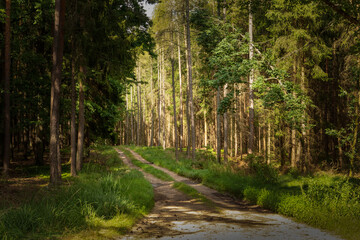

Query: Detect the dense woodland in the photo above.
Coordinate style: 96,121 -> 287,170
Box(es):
123,0 -> 360,175
1,0 -> 360,184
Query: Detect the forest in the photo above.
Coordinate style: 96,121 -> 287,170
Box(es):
1,0 -> 360,239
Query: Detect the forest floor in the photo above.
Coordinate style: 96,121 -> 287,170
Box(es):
117,147 -> 343,240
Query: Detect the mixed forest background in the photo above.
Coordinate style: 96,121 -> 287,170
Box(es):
1,0 -> 360,182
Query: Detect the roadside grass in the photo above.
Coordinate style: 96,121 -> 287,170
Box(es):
128,145 -> 360,240
0,145 -> 154,240
172,182 -> 217,209
118,146 -> 217,209
119,147 -> 174,182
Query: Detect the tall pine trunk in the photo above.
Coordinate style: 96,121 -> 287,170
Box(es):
223,84 -> 228,163
171,37 -> 179,159
50,0 -> 65,185
158,54 -> 162,146
76,65 -> 85,172
178,34 -> 184,152
185,0 -> 195,159
3,0 -> 11,176
70,53 -> 77,176
137,65 -> 141,146
248,0 -> 255,154
150,59 -> 155,147
216,87 -> 221,163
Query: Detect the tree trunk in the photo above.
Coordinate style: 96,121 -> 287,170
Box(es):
248,0 -> 255,154
150,59 -> 155,147
178,34 -> 184,152
131,86 -> 134,143
161,50 -> 166,149
204,110 -> 207,147
158,54 -> 162,146
76,65 -> 85,172
184,27 -> 191,156
267,122 -> 271,164
50,0 -> 65,185
223,84 -> 228,163
185,0 -> 196,159
137,65 -> 141,146
171,51 -> 179,159
216,87 -> 221,163
70,54 -> 77,176
291,128 -> 296,167
3,0 -> 11,176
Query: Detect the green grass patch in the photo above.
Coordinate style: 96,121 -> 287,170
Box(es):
127,145 -> 360,240
0,145 -> 154,240
119,146 -> 216,209
119,146 -> 174,182
172,182 -> 217,209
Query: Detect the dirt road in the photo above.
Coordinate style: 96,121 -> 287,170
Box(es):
116,148 -> 342,240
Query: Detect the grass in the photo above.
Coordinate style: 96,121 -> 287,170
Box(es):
172,182 -> 217,209
118,146 -> 217,208
119,146 -> 174,182
0,145 -> 154,240
128,145 -> 360,240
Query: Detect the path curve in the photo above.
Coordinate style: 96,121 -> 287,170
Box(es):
117,148 -> 342,240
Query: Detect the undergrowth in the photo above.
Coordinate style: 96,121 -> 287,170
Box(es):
0,145 -> 154,240
128,145 -> 360,240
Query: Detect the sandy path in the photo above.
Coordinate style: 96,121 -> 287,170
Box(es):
116,148 -> 342,240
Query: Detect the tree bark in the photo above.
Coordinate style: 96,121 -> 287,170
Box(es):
150,59 -> 155,147
70,54 -> 77,176
158,54 -> 161,146
3,0 -> 11,176
178,34 -> 184,152
267,122 -> 271,164
185,0 -> 196,159
216,87 -> 221,163
248,0 -> 255,154
76,65 -> 85,172
223,84 -> 228,163
184,27 -> 191,156
171,31 -> 179,159
137,65 -> 141,146
50,0 -> 65,185
204,110 -> 207,147
161,50 -> 166,149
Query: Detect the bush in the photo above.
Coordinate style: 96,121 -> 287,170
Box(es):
248,157 -> 279,184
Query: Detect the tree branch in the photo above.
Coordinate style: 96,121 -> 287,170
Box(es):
320,0 -> 360,26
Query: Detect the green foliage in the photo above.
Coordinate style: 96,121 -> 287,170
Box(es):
0,145 -> 154,239
247,155 -> 279,184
